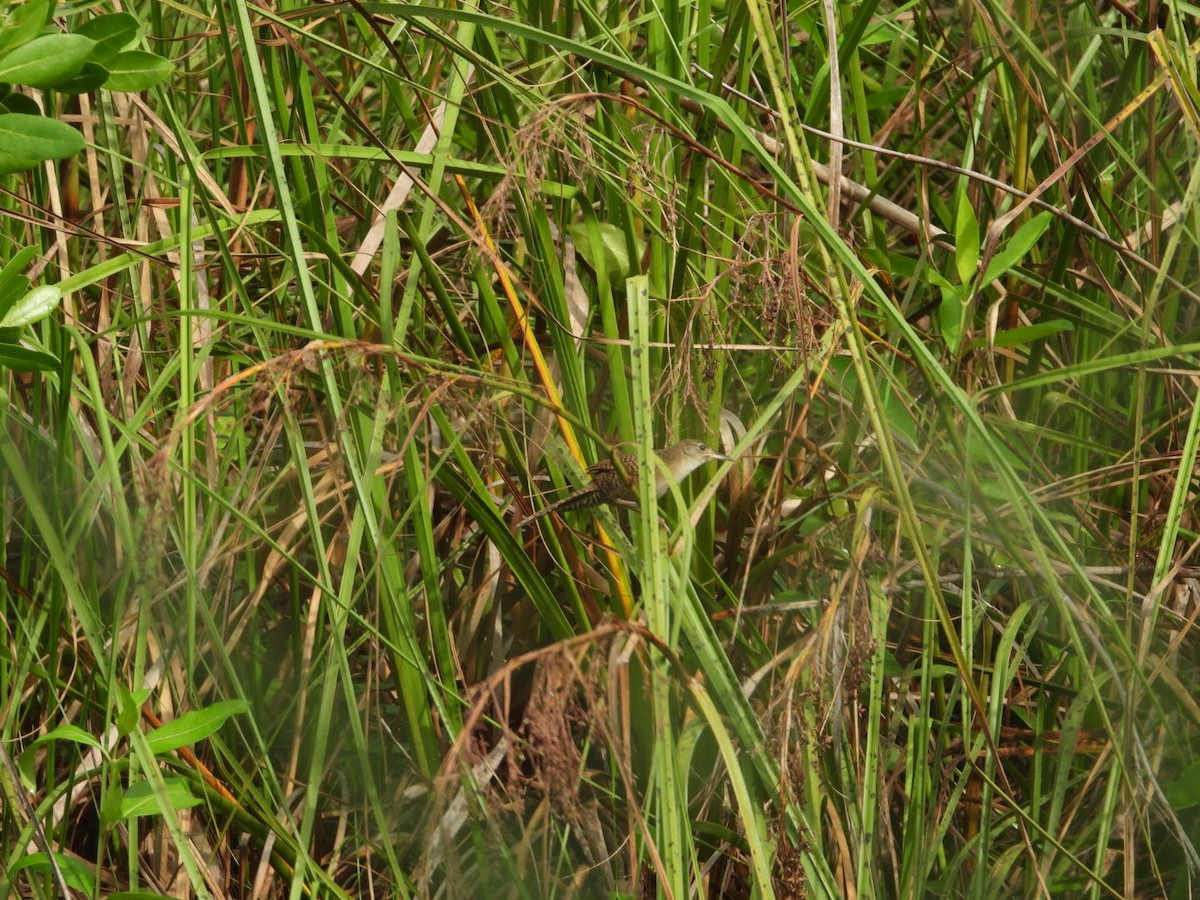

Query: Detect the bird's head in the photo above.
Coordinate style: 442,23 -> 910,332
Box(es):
657,439 -> 733,482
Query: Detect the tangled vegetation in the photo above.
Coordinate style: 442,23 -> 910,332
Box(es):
2,1 -> 1199,897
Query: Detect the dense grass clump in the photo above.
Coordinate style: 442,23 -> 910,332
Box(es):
2,1 -> 1199,897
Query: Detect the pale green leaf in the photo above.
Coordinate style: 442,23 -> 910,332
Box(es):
0,285 -> 62,328
0,33 -> 94,88
104,50 -> 173,92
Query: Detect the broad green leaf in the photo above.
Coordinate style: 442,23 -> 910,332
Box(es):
10,852 -> 96,893
55,61 -> 111,95
568,221 -> 633,281
32,723 -> 104,751
104,50 -> 173,91
0,0 -> 52,58
987,319 -> 1074,349
982,211 -> 1052,284
100,768 -> 124,824
117,778 -> 203,818
115,685 -> 151,737
0,33 -> 94,88
926,269 -> 953,290
0,153 -> 41,175
954,189 -> 979,286
76,13 -> 141,64
1164,761 -> 1200,811
880,383 -> 918,448
144,699 -> 249,754
936,280 -> 968,354
0,93 -> 41,116
0,114 -> 84,172
0,245 -> 37,316
0,340 -> 58,371
17,724 -> 104,790
0,285 -> 61,328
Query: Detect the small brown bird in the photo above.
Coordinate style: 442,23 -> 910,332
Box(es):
519,439 -> 732,527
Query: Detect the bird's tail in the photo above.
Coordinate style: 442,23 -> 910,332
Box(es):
517,487 -> 603,527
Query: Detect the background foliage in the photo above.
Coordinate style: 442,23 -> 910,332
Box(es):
2,0 -> 1200,897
